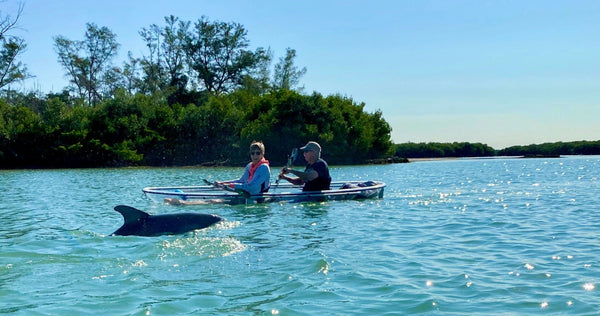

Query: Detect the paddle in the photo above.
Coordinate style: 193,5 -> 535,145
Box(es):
203,178 -> 250,197
203,178 -> 216,186
276,148 -> 298,185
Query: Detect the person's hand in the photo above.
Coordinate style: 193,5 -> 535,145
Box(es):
214,181 -> 224,188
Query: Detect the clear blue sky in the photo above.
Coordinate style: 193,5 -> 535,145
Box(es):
5,0 -> 600,149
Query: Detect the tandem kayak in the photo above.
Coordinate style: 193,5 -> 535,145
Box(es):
143,181 -> 386,205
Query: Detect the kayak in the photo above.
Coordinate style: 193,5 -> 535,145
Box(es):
143,181 -> 386,205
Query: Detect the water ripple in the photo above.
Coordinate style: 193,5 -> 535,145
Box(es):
2,157 -> 600,314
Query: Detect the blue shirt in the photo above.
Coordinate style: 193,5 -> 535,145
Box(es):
231,162 -> 271,195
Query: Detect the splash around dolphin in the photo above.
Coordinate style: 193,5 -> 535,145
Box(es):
111,205 -> 222,237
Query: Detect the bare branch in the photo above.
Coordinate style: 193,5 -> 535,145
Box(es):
0,2 -> 24,39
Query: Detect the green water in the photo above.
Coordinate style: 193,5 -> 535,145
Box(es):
1,157 -> 599,314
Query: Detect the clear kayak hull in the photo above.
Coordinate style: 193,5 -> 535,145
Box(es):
143,181 -> 385,205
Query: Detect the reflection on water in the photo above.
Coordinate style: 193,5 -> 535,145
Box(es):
1,157 -> 600,314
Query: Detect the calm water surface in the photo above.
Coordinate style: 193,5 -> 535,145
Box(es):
1,156 -> 600,315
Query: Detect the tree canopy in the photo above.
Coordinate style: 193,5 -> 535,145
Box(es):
4,9 -> 595,169
0,4 -> 29,89
0,88 -> 395,168
497,141 -> 600,156
0,12 -> 395,168
394,142 -> 496,158
54,23 -> 120,105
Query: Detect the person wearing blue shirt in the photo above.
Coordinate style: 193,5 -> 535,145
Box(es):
216,141 -> 271,195
278,141 -> 331,191
164,141 -> 271,205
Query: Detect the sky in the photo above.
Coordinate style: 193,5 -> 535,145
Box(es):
4,0 -> 600,149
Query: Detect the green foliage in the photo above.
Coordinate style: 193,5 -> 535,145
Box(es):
5,84 -> 598,168
240,90 -> 393,165
272,48 -> 306,91
0,37 -> 29,88
497,141 -> 600,156
136,15 -> 189,95
0,4 -> 29,90
394,142 -> 496,158
394,141 -> 600,158
0,100 -> 45,167
54,23 -> 120,105
0,89 -> 394,168
169,95 -> 243,165
183,16 -> 271,95
6,13 -> 599,168
0,14 -> 394,168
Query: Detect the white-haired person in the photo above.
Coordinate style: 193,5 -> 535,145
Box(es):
278,141 -> 331,191
216,141 -> 271,195
164,141 -> 271,205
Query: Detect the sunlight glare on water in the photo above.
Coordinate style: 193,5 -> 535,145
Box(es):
1,156 -> 600,314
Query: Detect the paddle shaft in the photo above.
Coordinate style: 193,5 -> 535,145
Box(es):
204,178 -> 249,197
276,148 -> 297,185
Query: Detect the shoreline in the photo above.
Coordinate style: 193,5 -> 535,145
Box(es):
408,155 -> 567,163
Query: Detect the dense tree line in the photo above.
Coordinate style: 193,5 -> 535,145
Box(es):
393,140 -> 600,159
394,142 -> 496,158
0,89 -> 393,168
0,10 -> 393,168
1,8 -> 598,168
497,141 -> 600,156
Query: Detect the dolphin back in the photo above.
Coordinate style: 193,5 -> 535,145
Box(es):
111,205 -> 222,237
112,205 -> 150,236
114,205 -> 150,224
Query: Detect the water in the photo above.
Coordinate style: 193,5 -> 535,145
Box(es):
1,156 -> 599,315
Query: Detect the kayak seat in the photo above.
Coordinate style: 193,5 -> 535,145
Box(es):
341,183 -> 359,189
358,181 -> 377,187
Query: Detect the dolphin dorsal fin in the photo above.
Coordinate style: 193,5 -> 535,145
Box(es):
114,205 -> 150,224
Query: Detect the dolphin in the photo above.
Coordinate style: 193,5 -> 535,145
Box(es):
111,205 -> 222,237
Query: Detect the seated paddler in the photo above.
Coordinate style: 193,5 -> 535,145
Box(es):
278,141 -> 331,191
215,141 -> 271,195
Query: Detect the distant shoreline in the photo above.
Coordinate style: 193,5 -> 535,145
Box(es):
408,155 -> 567,163
408,157 -> 460,162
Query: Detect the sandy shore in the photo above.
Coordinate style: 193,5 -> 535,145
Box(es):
407,157 -> 461,162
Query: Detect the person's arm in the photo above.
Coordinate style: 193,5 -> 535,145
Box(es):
288,168 -> 319,182
278,167 -> 318,184
278,172 -> 303,185
235,164 -> 270,194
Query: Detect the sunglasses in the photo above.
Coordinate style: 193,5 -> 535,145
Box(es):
250,151 -> 262,156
